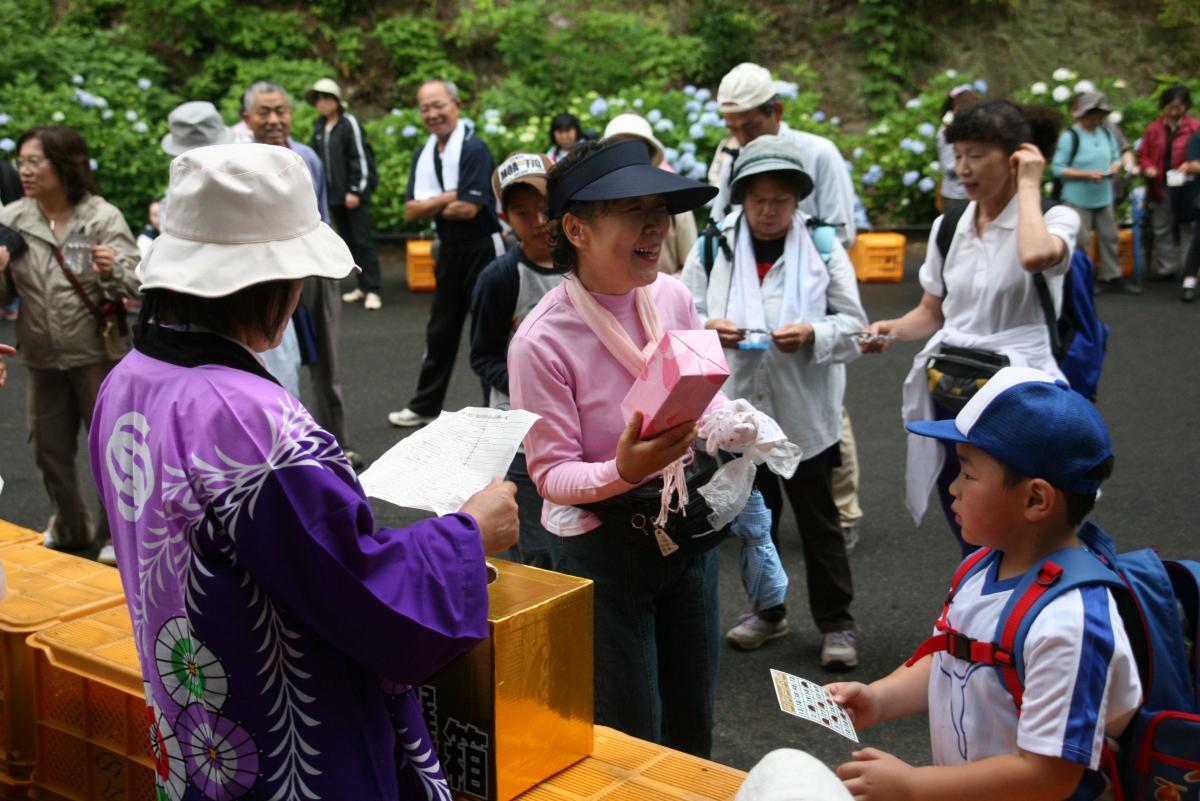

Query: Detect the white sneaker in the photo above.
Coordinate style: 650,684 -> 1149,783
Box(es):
388,408 -> 437,428
842,525 -> 860,555
97,543 -> 118,566
364,292 -> 382,310
342,288 -> 365,303
820,630 -> 859,671
726,612 -> 789,650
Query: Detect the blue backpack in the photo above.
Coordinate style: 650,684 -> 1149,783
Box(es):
936,202 -> 1111,400
908,523 -> 1200,801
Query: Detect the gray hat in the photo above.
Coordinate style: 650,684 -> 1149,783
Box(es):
1073,90 -> 1112,119
730,134 -> 814,203
161,101 -> 235,156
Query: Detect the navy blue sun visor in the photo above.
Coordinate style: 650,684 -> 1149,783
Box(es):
547,139 -> 718,219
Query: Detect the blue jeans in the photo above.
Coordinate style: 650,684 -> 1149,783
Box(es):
557,529 -> 720,758
497,452 -> 560,571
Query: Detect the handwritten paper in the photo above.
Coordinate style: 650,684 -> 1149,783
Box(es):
770,669 -> 859,743
359,407 -> 540,516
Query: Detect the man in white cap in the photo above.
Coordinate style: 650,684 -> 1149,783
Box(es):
711,63 -> 857,248
307,78 -> 383,310
243,80 -> 361,468
711,62 -> 865,557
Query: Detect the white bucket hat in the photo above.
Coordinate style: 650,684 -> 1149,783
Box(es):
603,113 -> 667,166
138,144 -> 357,297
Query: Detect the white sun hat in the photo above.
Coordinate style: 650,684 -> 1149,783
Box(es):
138,144 -> 357,297
603,113 -> 667,166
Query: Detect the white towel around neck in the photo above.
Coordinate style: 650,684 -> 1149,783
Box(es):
412,121 -> 467,201
727,210 -> 830,331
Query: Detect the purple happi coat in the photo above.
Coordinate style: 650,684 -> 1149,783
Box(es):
88,326 -> 489,801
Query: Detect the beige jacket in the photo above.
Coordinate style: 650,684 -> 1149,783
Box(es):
0,195 -> 140,370
657,211 -> 698,275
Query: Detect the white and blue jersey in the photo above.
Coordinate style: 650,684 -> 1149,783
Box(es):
928,550 -> 1142,799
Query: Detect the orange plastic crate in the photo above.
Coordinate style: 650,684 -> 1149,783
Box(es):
0,546 -> 125,781
28,605 -> 153,801
514,726 -> 745,800
407,239 -> 437,292
849,232 -> 906,283
1088,229 -> 1134,277
0,523 -> 39,551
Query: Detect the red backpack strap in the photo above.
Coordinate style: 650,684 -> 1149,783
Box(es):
906,548 -> 994,667
994,560 -> 1066,712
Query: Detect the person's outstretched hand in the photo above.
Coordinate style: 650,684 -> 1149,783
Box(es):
616,412 -> 698,484
825,680 -> 882,730
836,748 -> 917,801
459,477 -> 519,554
0,344 -> 14,390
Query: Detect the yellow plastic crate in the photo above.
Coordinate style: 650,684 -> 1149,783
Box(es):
28,605 -> 153,801
514,726 -> 745,800
0,522 -> 39,550
849,232 -> 907,283
407,239 -> 437,292
0,545 -> 125,781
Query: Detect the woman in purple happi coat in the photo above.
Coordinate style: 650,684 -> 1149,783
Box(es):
87,143 -> 519,801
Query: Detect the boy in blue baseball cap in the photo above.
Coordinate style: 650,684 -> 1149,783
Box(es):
823,366 -> 1142,801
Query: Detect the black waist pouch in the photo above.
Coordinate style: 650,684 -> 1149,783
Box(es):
578,451 -> 730,557
926,345 -> 1011,414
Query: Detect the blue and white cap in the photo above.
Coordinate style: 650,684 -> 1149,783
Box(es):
907,366 -> 1113,495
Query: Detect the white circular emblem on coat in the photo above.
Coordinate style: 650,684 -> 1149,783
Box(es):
106,411 -> 155,522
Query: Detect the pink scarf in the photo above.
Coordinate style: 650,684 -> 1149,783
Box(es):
562,274 -> 689,536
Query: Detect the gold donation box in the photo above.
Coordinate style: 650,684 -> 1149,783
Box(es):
421,559 -> 594,800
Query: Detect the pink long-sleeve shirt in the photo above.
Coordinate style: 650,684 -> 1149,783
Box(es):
508,275 -> 724,536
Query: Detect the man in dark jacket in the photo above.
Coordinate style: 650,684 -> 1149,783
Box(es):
307,78 -> 383,310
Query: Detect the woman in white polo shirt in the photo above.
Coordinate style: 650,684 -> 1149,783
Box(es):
864,101 -> 1080,555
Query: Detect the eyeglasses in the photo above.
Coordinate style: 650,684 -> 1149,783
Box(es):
15,157 -> 47,170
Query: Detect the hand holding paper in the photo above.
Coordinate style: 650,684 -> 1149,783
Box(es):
359,407 -> 539,517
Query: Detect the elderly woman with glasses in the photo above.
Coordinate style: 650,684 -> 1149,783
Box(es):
0,126 -> 140,557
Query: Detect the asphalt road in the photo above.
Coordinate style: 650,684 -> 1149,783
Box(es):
0,242 -> 1196,776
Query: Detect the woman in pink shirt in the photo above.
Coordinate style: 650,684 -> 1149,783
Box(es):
507,139 -> 724,757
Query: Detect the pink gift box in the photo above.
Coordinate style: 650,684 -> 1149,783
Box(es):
621,330 -> 730,439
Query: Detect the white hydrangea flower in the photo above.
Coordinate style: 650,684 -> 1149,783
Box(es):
1074,79 -> 1096,93
1031,82 -> 1048,95
1113,79 -> 1127,89
52,111 -> 65,122
1052,68 -> 1075,81
945,69 -> 958,78
1108,111 -> 1123,125
1052,86 -> 1072,103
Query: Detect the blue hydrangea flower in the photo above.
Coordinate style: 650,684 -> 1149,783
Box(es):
918,176 -> 935,192
137,78 -> 152,90
687,112 -> 699,123
684,85 -> 697,96
72,74 -> 84,84
647,109 -> 662,124
74,89 -> 99,109
125,110 -> 138,122
663,147 -> 679,164
846,161 -> 854,173
133,121 -> 148,134
918,122 -> 936,138
0,114 -> 9,126
678,152 -> 697,172
974,79 -> 988,93
88,158 -> 98,171
812,111 -> 826,122
689,163 -> 708,180
862,165 -> 884,187
685,100 -> 701,113
689,122 -> 706,140
589,98 -> 609,117
902,170 -> 920,186
386,126 -> 395,136
680,141 -> 696,153
101,109 -> 114,120
703,99 -> 719,112
633,98 -> 644,108
774,81 -> 799,100
699,111 -> 721,126
909,140 -> 926,154
0,138 -> 14,153
905,98 -> 923,110
695,88 -> 711,102
484,108 -> 501,120
402,125 -> 418,137
484,122 -> 500,134
391,108 -> 403,116
852,146 -> 864,159
654,118 -> 675,133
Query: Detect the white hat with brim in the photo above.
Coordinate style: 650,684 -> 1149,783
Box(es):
305,78 -> 344,107
718,63 -> 778,114
603,113 -> 667,166
161,101 -> 236,156
138,143 -> 357,298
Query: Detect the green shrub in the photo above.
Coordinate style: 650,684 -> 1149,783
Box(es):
370,14 -> 474,99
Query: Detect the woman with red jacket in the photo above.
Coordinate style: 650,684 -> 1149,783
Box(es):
1136,85 -> 1200,279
